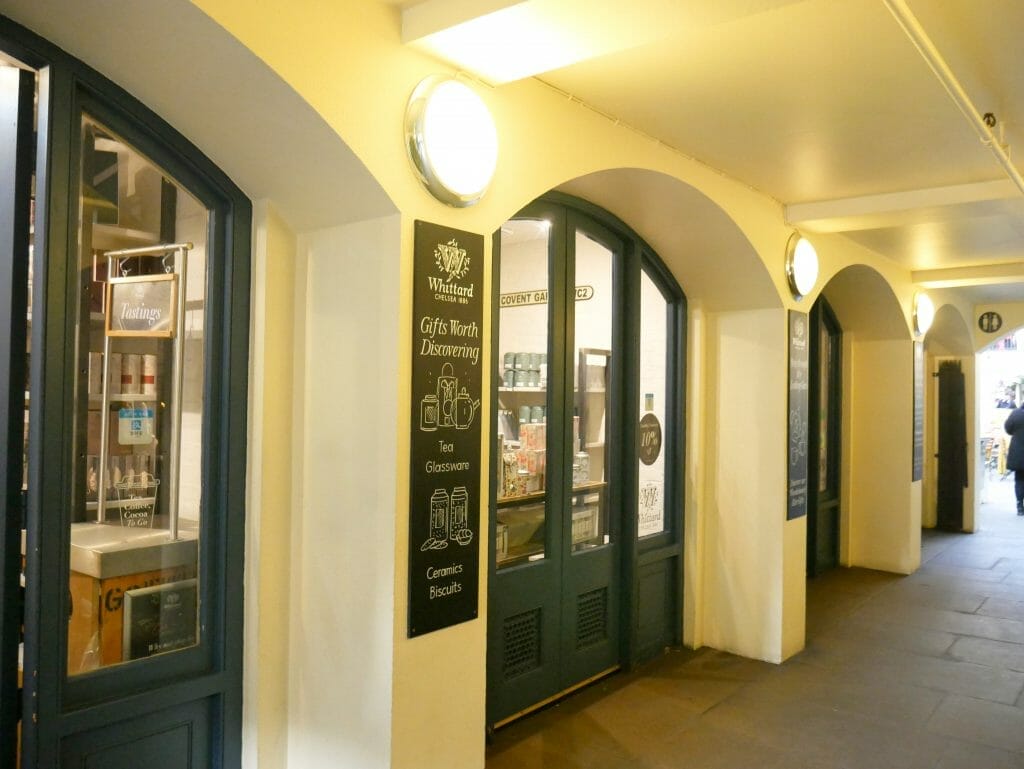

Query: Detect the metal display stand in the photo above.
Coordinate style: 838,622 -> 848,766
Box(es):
95,242 -> 192,541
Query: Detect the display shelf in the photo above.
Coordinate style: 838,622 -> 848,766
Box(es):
496,546 -> 545,568
91,223 -> 159,251
89,393 -> 157,406
498,386 -> 605,394
85,497 -> 156,512
497,480 -> 606,508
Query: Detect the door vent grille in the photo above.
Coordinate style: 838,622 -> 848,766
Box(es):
576,588 -> 607,649
503,609 -> 542,680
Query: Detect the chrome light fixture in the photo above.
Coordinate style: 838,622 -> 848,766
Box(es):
405,75 -> 498,207
784,231 -> 819,300
914,292 -> 935,336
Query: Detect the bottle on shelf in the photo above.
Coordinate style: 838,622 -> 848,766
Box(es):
573,439 -> 590,485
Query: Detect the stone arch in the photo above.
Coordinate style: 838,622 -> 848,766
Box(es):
821,263 -> 910,341
927,303 -> 974,357
555,168 -> 781,311
817,264 -> 919,574
3,0 -> 398,231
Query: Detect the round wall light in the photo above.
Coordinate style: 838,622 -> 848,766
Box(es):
785,232 -> 819,300
914,292 -> 935,336
405,76 -> 498,207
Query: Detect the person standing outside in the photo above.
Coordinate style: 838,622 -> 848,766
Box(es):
1004,404 -> 1024,515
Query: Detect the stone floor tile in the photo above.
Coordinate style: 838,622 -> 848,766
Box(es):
949,636 -> 1024,673
927,695 -> 1024,752
934,739 -> 1024,769
869,582 -> 987,614
914,562 -> 1012,583
977,597 -> 1024,623
486,503 -> 1024,769
903,571 -> 1024,600
854,601 -> 1024,645
927,550 -> 1009,570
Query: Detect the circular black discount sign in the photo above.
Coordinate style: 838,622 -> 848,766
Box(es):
638,413 -> 662,466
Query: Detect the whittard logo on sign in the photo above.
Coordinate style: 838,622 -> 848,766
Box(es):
429,239 -> 474,304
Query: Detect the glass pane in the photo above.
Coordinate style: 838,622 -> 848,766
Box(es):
67,115 -> 207,674
495,219 -> 550,567
571,230 -> 612,551
638,269 -> 667,538
818,323 -> 830,493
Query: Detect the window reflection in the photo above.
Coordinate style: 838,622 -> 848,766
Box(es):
67,115 -> 206,674
571,231 -> 612,551
495,219 -> 550,567
638,269 -> 667,538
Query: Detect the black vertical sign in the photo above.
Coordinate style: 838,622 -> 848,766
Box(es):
788,310 -> 809,520
409,221 -> 483,637
912,341 -> 924,481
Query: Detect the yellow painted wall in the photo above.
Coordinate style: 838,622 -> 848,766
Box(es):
172,1 -> 953,765
289,215 -> 402,768
974,304 -> 1024,352
700,308 -> 788,662
782,516 -> 807,661
245,202 -> 296,769
846,338 -> 920,574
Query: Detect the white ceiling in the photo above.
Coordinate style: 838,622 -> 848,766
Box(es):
402,0 -> 1024,307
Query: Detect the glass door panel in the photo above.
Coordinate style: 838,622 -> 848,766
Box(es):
571,230 -> 612,552
67,114 -> 207,674
495,219 -> 550,567
638,269 -> 668,538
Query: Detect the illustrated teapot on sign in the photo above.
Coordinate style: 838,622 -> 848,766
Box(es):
453,387 -> 480,430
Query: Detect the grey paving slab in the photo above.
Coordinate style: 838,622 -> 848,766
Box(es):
934,739 -> 1024,769
903,571 -> 1024,600
949,636 -> 1024,673
487,504 -> 1024,769
914,562 -> 1012,583
927,549 -> 1010,570
865,582 -> 987,614
854,600 -> 1024,645
977,597 -> 1024,622
927,695 -> 1024,752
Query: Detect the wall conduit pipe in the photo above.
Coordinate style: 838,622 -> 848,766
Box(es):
883,0 -> 1024,197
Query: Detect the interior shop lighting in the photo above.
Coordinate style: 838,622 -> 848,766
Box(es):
914,292 -> 935,336
405,75 -> 498,207
785,232 -> 819,300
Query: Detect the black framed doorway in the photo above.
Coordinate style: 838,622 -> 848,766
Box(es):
807,296 -> 842,577
0,17 -> 250,767
487,194 -> 686,727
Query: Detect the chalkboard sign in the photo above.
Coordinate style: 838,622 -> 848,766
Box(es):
788,311 -> 809,520
122,579 -> 197,661
408,221 -> 483,637
106,274 -> 177,338
912,341 -> 924,481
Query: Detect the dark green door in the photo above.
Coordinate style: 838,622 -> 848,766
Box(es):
487,196 -> 686,725
488,202 -> 622,724
807,297 -> 841,576
6,20 -> 250,768
0,62 -> 33,767
935,361 -> 966,530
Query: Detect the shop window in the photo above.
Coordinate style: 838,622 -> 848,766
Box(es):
67,115 -> 207,674
638,268 -> 668,537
